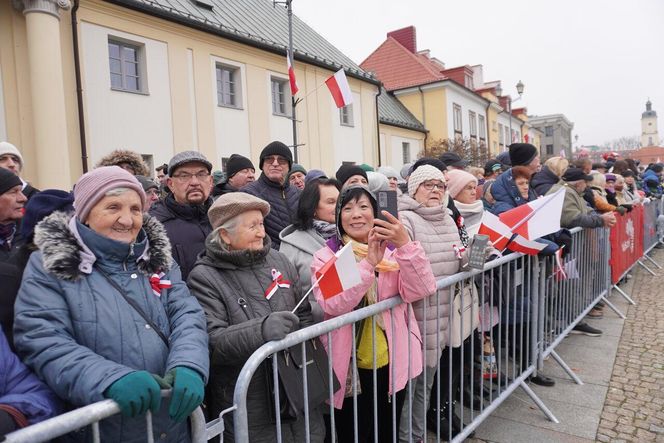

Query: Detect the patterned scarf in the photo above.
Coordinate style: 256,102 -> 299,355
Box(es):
0,223 -> 16,251
312,219 -> 337,240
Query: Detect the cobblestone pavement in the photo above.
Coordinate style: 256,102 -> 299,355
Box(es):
596,249 -> 664,443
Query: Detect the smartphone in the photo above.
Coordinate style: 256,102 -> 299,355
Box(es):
377,190 -> 398,222
468,234 -> 489,269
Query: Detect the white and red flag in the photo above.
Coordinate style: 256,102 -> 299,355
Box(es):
286,50 -> 298,95
325,69 -> 353,108
478,211 -> 546,255
314,242 -> 362,299
497,188 -> 565,241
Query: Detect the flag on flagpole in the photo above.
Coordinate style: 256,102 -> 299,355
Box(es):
497,188 -> 565,241
315,242 -> 362,299
286,50 -> 298,95
325,69 -> 353,108
478,211 -> 547,255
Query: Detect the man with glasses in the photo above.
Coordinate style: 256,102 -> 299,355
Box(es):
242,141 -> 300,249
150,151 -> 213,279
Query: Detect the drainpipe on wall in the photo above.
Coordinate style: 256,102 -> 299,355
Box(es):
375,86 -> 382,166
71,0 -> 88,174
485,101 -> 491,156
419,86 -> 427,156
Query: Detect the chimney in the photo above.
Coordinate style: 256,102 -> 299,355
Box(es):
387,26 -> 417,53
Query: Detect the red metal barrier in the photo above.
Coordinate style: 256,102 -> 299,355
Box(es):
609,204 -> 644,284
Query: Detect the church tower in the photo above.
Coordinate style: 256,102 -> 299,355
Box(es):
641,100 -> 659,147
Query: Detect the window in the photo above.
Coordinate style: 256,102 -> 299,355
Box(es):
649,137 -> 653,145
108,39 -> 143,93
478,115 -> 486,140
402,142 -> 411,163
545,125 -> 554,137
216,64 -> 241,108
340,104 -> 354,127
469,111 -> 477,138
271,77 -> 290,116
546,144 -> 554,155
465,74 -> 474,89
499,124 -> 504,146
453,104 -> 462,134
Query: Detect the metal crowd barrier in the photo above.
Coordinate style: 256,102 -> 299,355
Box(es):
4,390 -> 207,443
220,251 -> 558,443
640,198 -> 664,274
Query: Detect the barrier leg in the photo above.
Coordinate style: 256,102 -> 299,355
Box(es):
600,295 -> 626,319
642,252 -> 662,269
517,380 -> 559,424
637,260 -> 657,276
612,285 -> 636,306
549,350 -> 583,385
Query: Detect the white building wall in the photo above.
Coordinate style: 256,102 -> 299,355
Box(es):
210,56 -> 251,165
445,87 -> 487,140
389,135 -> 421,170
0,66 -> 6,141
331,92 -> 363,168
80,23 -> 174,168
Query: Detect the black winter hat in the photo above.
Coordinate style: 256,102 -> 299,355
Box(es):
0,167 -> 22,195
439,152 -> 468,168
562,168 -> 593,182
335,164 -> 368,186
508,143 -> 538,166
21,189 -> 74,241
226,154 -> 255,178
259,141 -> 293,169
410,157 -> 447,175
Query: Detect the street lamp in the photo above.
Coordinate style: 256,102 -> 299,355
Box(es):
496,81 -> 525,150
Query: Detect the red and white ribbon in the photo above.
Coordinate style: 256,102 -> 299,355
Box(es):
149,272 -> 172,297
265,269 -> 291,300
453,244 -> 466,260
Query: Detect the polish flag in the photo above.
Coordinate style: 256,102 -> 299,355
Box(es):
478,211 -> 547,255
287,50 -> 298,95
315,242 -> 362,299
325,69 -> 353,108
497,188 -> 565,241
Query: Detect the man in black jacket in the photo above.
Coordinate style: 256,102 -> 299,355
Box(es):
242,141 -> 299,249
0,168 -> 27,263
149,151 -> 213,280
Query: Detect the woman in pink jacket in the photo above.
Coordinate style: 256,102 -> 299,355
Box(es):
311,185 -> 436,442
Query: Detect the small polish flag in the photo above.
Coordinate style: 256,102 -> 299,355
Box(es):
286,50 -> 298,95
497,188 -> 565,241
325,69 -> 353,108
315,242 -> 362,299
478,211 -> 547,255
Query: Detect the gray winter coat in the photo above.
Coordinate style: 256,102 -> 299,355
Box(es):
187,232 -> 323,443
242,173 -> 300,249
13,212 -> 209,443
398,195 -> 462,367
279,225 -> 325,322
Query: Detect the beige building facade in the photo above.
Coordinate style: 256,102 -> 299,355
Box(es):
1,0 -> 380,189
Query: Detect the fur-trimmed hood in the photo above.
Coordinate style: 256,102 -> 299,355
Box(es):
95,149 -> 150,176
34,211 -> 172,281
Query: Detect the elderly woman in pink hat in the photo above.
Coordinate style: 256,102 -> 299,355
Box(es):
13,166 -> 209,443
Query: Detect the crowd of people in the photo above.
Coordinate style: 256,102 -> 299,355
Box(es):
0,138 -> 661,442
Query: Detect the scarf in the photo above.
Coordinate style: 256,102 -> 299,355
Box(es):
454,199 -> 484,236
312,219 -> 337,240
0,223 -> 16,251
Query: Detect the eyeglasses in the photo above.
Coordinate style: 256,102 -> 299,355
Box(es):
264,155 -> 289,166
421,181 -> 446,191
171,171 -> 211,182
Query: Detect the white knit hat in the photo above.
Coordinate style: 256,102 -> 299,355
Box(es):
0,142 -> 24,171
408,164 -> 446,197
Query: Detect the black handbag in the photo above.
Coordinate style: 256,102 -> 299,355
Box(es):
267,337 -> 340,422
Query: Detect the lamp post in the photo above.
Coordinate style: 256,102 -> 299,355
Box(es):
495,80 -> 525,149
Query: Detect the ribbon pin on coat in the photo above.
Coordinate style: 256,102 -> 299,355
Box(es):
149,272 -> 172,297
264,269 -> 291,300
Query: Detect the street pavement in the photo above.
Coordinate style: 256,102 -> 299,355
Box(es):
453,249 -> 664,443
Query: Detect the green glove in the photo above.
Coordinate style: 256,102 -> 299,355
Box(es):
168,367 -> 204,423
105,371 -> 162,417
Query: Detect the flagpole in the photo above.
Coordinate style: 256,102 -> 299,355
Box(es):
291,273 -> 325,314
286,0 -> 298,163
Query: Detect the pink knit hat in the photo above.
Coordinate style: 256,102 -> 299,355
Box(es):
74,166 -> 146,222
445,169 -> 478,199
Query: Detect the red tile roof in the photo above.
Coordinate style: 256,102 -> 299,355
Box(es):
360,37 -> 445,91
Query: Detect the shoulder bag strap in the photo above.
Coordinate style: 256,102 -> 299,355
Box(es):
95,266 -> 169,347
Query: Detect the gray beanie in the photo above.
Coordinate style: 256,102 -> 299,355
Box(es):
168,151 -> 212,176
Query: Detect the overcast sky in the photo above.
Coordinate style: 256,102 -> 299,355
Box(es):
295,0 -> 664,148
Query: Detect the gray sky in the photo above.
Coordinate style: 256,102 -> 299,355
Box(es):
295,0 -> 664,148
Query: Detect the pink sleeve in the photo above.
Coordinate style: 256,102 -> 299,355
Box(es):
393,241 -> 437,303
311,249 -> 375,317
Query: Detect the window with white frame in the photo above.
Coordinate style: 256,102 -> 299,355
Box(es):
453,104 -> 462,134
402,142 -> 411,163
478,114 -> 486,140
271,77 -> 290,116
216,64 -> 241,108
469,111 -> 477,138
545,125 -> 554,137
340,104 -> 354,127
108,39 -> 144,93
546,144 -> 554,155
